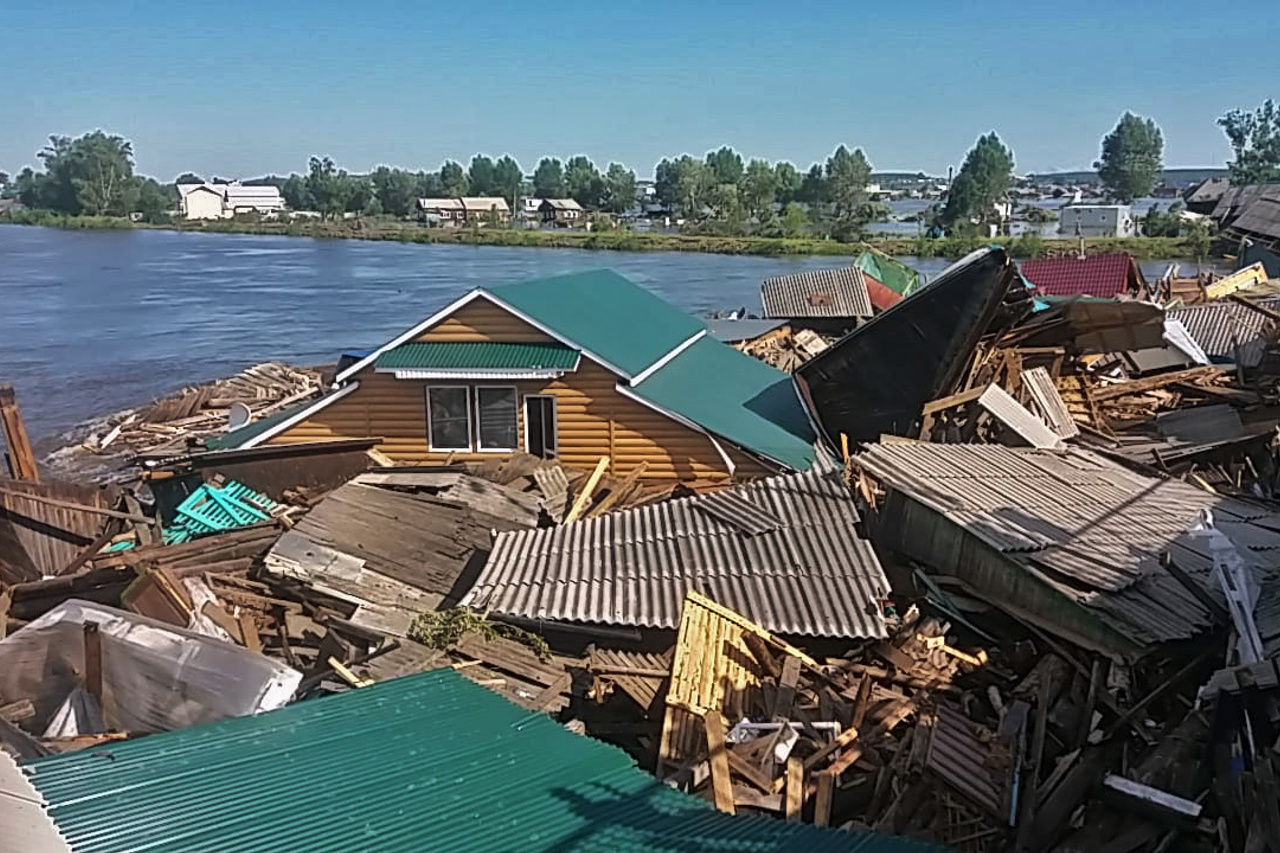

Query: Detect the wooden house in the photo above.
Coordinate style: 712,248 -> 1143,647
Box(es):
417,198 -> 465,226
539,198 -> 585,228
213,270 -> 817,480
459,197 -> 511,226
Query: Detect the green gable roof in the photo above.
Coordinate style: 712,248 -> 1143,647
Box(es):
631,336 -> 817,471
24,669 -> 939,853
486,269 -> 705,378
375,341 -> 580,372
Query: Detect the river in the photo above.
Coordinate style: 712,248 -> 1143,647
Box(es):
0,226 -> 1205,446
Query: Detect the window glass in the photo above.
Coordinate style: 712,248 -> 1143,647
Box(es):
477,387 -> 518,450
428,387 -> 470,450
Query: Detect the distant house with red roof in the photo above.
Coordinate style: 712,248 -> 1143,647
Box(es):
1019,254 -> 1147,299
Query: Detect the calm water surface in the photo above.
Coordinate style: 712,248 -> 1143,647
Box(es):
0,226 -> 1206,444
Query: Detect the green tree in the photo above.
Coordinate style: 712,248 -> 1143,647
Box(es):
306,156 -> 353,220
371,166 -> 419,218
415,171 -> 445,198
778,202 -> 809,238
602,162 -> 637,214
1142,203 -> 1181,238
134,176 -> 172,222
705,146 -> 744,185
1094,112 -> 1164,203
1185,218 -> 1213,265
0,171 -> 9,187
72,132 -> 138,215
565,155 -> 605,208
740,159 -> 778,220
492,155 -> 523,209
674,156 -> 713,219
174,172 -> 204,185
654,158 -> 679,209
281,174 -> 313,210
825,145 -> 875,239
1219,99 -> 1280,185
796,164 -> 827,205
467,155 -> 495,196
344,175 -> 374,215
532,158 -> 566,198
939,132 -> 1015,233
774,162 -> 802,205
439,161 -> 468,196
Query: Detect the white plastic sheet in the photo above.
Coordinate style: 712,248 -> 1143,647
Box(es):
0,599 -> 301,736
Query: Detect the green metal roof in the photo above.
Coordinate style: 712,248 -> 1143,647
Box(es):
201,399 -> 315,451
485,270 -> 706,378
23,669 -> 941,853
631,336 -> 817,471
375,341 -> 580,372
855,250 -> 920,297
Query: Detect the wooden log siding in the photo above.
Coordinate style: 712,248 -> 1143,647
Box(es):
269,300 -> 770,479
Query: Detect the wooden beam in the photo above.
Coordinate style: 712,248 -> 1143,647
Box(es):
849,673 -> 872,729
704,711 -> 737,815
0,486 -> 150,524
238,613 -> 262,652
803,725 -> 860,771
785,757 -> 804,821
1090,366 -> 1222,401
57,516 -> 122,577
772,655 -> 801,719
814,770 -> 835,826
328,656 -> 373,688
921,384 -> 988,417
0,384 -> 39,481
727,748 -> 776,793
586,460 -> 648,519
83,621 -> 103,706
531,671 -> 573,711
564,457 -> 609,524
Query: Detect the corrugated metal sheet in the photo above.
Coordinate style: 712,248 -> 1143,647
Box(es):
1020,254 -> 1142,298
1156,404 -> 1244,445
23,668 -> 943,853
464,468 -> 890,639
977,384 -> 1062,448
1022,367 -> 1080,439
856,444 -> 1280,651
375,341 -> 580,371
925,703 -> 1009,819
1169,299 -> 1280,368
761,267 -> 874,319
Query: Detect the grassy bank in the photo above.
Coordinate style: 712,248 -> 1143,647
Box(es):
2,210 -> 1201,260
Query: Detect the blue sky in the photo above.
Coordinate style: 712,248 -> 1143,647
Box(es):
4,0 -> 1275,181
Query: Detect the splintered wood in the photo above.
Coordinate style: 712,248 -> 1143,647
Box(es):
735,326 -> 832,373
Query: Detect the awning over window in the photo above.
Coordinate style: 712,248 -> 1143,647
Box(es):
374,341 -> 581,380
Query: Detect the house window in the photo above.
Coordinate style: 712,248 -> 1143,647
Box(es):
427,386 -> 471,451
476,387 -> 518,451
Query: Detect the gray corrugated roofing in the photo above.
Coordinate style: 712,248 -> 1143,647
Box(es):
1168,299 -> 1280,367
855,443 -> 1280,650
462,467 -> 890,639
761,267 -> 873,319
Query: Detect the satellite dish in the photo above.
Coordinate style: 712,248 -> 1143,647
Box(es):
227,402 -> 252,431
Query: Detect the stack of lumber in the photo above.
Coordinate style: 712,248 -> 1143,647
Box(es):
736,327 -> 833,373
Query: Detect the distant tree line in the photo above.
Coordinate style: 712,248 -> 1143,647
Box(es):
4,99 -> 1279,239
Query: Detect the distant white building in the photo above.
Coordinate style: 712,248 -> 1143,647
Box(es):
1059,204 -> 1135,238
177,182 -> 286,220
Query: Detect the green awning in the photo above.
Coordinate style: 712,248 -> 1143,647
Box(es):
374,341 -> 580,378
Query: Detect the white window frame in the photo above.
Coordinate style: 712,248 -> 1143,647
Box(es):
426,385 -> 473,452
474,385 -> 519,453
523,394 -> 558,458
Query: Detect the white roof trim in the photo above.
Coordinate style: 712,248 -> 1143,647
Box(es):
237,382 -> 361,449
380,368 -> 570,380
335,290 -> 633,386
630,329 -> 706,385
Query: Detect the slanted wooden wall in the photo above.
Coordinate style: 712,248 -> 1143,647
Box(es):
270,299 -> 770,480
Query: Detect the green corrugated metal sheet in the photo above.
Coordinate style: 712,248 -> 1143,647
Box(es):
375,341 -> 580,371
486,270 -> 706,378
23,669 -> 943,853
855,250 -> 920,297
631,336 -> 816,471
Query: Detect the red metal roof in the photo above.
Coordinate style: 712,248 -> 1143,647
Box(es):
864,271 -> 903,312
1019,254 -> 1140,298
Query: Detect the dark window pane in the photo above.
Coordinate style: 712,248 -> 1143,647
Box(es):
477,387 -> 517,450
429,387 -> 470,450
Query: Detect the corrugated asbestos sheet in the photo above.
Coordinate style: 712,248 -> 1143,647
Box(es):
761,267 -> 874,319
464,467 -> 890,639
795,247 -> 1030,445
855,444 -> 1280,652
0,751 -> 70,853
1226,186 -> 1280,242
23,669 -> 945,853
1022,367 -> 1079,439
925,704 -> 1010,820
1168,299 -> 1280,368
0,479 -> 109,584
977,385 -> 1062,449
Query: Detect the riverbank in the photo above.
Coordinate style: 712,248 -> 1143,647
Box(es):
1,210 -> 1201,260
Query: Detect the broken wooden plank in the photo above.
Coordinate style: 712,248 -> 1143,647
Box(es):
727,747 -> 776,793
732,784 -> 782,812
563,457 -> 609,524
785,757 -> 804,821
201,601 -> 245,643
83,621 -> 103,706
328,656 -> 374,688
772,655 -> 801,719
0,384 -> 40,481
803,725 -> 860,771
238,613 -> 262,652
531,671 -> 573,712
586,460 -> 648,518
814,770 -> 835,826
705,711 -> 736,815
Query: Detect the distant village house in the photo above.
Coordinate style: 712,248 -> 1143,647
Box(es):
539,198 -> 585,228
1058,203 -> 1135,238
417,197 -> 511,227
177,183 -> 286,220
